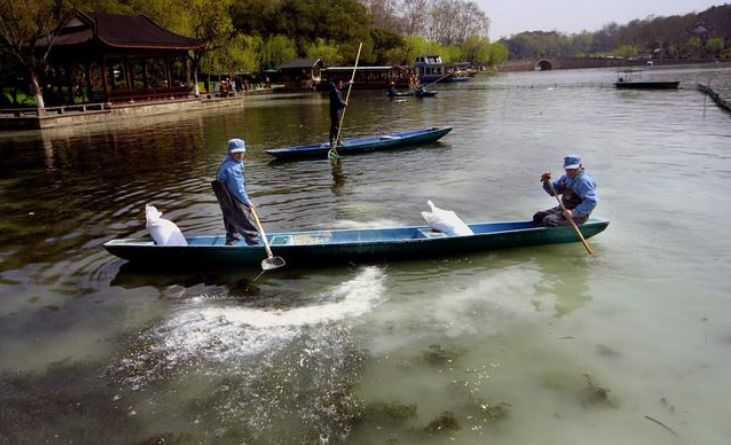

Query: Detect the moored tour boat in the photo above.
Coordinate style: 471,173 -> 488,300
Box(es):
104,218 -> 610,268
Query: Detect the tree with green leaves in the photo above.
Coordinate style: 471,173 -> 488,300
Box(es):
0,0 -> 78,109
486,42 -> 508,65
305,38 -> 343,66
613,44 -> 639,59
684,36 -> 703,59
225,33 -> 263,75
705,37 -> 725,59
261,35 -> 297,70
370,28 -> 405,65
460,36 -> 491,64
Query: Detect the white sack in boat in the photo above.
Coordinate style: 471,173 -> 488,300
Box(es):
421,200 -> 474,236
145,204 -> 188,246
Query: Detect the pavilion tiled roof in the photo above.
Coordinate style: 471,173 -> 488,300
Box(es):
279,58 -> 322,70
39,11 -> 205,50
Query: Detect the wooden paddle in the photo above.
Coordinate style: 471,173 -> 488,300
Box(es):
328,41 -> 363,161
544,178 -> 598,257
249,206 -> 286,271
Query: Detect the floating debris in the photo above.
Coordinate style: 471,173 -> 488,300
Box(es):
660,397 -> 675,413
359,401 -> 418,425
421,344 -> 462,366
424,411 -> 460,434
596,344 -> 620,357
581,374 -> 615,408
644,414 -> 680,437
133,433 -> 193,444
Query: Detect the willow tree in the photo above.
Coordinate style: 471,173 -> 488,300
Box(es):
183,0 -> 234,96
0,0 -> 77,109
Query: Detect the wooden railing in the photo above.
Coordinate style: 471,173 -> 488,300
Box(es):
0,103 -> 109,117
107,86 -> 193,104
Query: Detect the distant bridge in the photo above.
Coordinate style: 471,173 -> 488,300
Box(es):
497,57 -> 708,72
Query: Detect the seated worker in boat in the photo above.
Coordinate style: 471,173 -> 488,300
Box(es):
387,81 -> 397,98
328,77 -> 347,147
212,138 -> 260,245
415,85 -> 426,97
533,154 -> 598,227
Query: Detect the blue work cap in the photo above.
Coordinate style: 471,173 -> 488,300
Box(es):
228,138 -> 246,153
564,154 -> 581,169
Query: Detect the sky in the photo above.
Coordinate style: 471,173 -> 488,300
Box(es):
476,0 -> 727,40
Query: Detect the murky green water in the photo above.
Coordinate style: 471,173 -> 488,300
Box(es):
1,65 -> 730,444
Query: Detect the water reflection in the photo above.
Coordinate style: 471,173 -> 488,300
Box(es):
330,158 -> 347,195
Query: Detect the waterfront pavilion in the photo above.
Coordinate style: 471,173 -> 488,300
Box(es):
36,11 -> 205,106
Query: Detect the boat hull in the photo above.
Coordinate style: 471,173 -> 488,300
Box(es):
614,81 -> 679,89
265,127 -> 452,161
104,218 -> 609,269
388,91 -> 438,97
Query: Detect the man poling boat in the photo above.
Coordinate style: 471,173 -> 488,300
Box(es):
328,42 -> 362,161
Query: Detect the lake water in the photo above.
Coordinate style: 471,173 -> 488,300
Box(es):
1,65 -> 730,444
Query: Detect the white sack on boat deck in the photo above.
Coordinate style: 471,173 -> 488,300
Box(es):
145,204 -> 188,246
421,200 -> 474,236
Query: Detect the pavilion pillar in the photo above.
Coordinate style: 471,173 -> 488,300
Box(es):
141,60 -> 149,88
166,59 -> 173,87
184,57 -> 191,86
84,62 -> 93,103
55,66 -> 63,100
66,64 -> 75,104
124,59 -> 133,92
101,58 -> 111,104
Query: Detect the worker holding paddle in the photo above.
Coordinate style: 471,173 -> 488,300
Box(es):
211,138 -> 260,246
534,154 -> 598,227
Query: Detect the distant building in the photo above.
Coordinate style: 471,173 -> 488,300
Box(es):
321,66 -> 411,89
279,58 -> 324,91
688,22 -> 713,42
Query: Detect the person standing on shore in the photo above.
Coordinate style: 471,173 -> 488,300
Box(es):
328,77 -> 347,147
211,138 -> 260,246
533,154 -> 598,227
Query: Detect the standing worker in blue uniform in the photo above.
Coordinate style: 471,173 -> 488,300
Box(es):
533,154 -> 598,226
328,78 -> 347,147
211,138 -> 260,245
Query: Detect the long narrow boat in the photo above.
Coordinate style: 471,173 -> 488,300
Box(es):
388,91 -> 439,97
266,127 -> 452,161
614,81 -> 679,90
104,218 -> 609,268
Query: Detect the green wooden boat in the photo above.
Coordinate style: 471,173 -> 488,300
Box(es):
103,218 -> 609,268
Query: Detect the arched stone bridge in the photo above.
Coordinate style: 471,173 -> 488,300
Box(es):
498,57 -> 660,72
